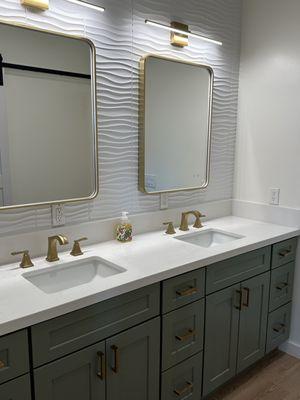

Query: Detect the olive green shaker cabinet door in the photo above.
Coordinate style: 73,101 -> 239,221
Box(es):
237,272 -> 270,373
203,284 -> 240,396
0,374 -> 31,400
106,317 -> 160,400
34,341 -> 105,400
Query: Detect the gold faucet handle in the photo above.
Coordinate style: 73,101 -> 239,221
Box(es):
11,250 -> 34,268
163,222 -> 176,235
70,237 -> 88,257
193,213 -> 206,229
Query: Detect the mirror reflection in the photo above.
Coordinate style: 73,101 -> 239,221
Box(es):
140,55 -> 213,194
0,23 -> 97,208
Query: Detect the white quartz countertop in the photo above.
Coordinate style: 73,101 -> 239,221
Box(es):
0,216 -> 299,336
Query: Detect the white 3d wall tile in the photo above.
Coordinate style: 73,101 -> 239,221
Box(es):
0,0 -> 241,236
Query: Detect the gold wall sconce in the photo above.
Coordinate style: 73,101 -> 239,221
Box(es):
21,0 -> 49,11
145,19 -> 223,48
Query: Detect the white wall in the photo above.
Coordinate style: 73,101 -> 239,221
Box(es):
0,0 -> 242,235
235,0 -> 300,357
235,0 -> 300,208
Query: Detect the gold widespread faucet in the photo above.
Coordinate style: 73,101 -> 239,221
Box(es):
179,210 -> 206,231
46,234 -> 69,262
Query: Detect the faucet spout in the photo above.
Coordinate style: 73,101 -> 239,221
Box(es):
179,210 -> 206,231
46,234 -> 69,262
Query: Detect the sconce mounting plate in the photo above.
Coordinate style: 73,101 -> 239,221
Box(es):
170,21 -> 189,47
21,0 -> 49,11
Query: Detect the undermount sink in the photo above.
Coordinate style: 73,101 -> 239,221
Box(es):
23,256 -> 126,294
175,229 -> 244,248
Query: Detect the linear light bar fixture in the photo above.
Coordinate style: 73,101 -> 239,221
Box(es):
21,0 -> 49,10
67,0 -> 105,12
145,19 -> 223,47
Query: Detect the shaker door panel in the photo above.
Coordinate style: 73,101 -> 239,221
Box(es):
106,317 -> 160,400
237,272 -> 270,373
203,284 -> 240,396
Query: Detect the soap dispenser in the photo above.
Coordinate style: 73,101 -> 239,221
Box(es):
116,212 -> 133,242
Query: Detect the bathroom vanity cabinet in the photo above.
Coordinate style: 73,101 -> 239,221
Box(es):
0,237 -> 297,400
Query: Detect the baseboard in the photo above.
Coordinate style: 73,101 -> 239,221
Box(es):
280,340 -> 300,359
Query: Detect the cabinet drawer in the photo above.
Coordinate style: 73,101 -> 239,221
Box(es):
269,262 -> 295,312
0,330 -> 29,385
206,247 -> 271,294
162,268 -> 205,314
0,374 -> 31,400
272,238 -> 297,269
162,299 -> 204,371
266,303 -> 292,353
161,352 -> 203,400
31,283 -> 160,367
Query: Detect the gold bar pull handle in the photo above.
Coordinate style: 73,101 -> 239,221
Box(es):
273,323 -> 286,333
175,329 -> 196,342
276,282 -> 289,291
279,249 -> 292,257
174,381 -> 193,396
0,360 -> 5,369
111,345 -> 119,373
96,351 -> 105,380
176,286 -> 198,297
242,287 -> 250,308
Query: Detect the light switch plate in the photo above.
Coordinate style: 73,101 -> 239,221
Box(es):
51,204 -> 65,227
160,193 -> 168,210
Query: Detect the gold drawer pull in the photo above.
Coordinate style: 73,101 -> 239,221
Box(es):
0,360 -> 5,369
111,345 -> 119,373
276,282 -> 289,291
176,287 -> 198,297
174,381 -> 193,396
242,287 -> 250,308
96,351 -> 105,380
175,329 -> 196,342
279,249 -> 292,257
273,323 -> 286,333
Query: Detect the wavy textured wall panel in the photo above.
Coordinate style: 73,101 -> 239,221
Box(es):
0,0 -> 241,235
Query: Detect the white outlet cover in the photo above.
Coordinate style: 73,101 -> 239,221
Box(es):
51,204 -> 65,227
269,188 -> 280,205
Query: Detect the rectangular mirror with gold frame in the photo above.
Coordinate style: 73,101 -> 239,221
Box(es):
0,22 -> 98,209
139,55 -> 213,194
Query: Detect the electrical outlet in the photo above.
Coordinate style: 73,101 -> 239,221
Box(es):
269,188 -> 280,205
51,204 -> 65,227
160,193 -> 168,210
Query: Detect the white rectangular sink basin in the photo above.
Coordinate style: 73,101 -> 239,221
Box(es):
23,256 -> 126,294
175,229 -> 244,248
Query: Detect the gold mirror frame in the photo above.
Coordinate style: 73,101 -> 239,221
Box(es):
139,54 -> 214,195
0,20 -> 99,210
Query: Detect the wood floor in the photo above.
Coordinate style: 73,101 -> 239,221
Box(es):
208,351 -> 300,400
